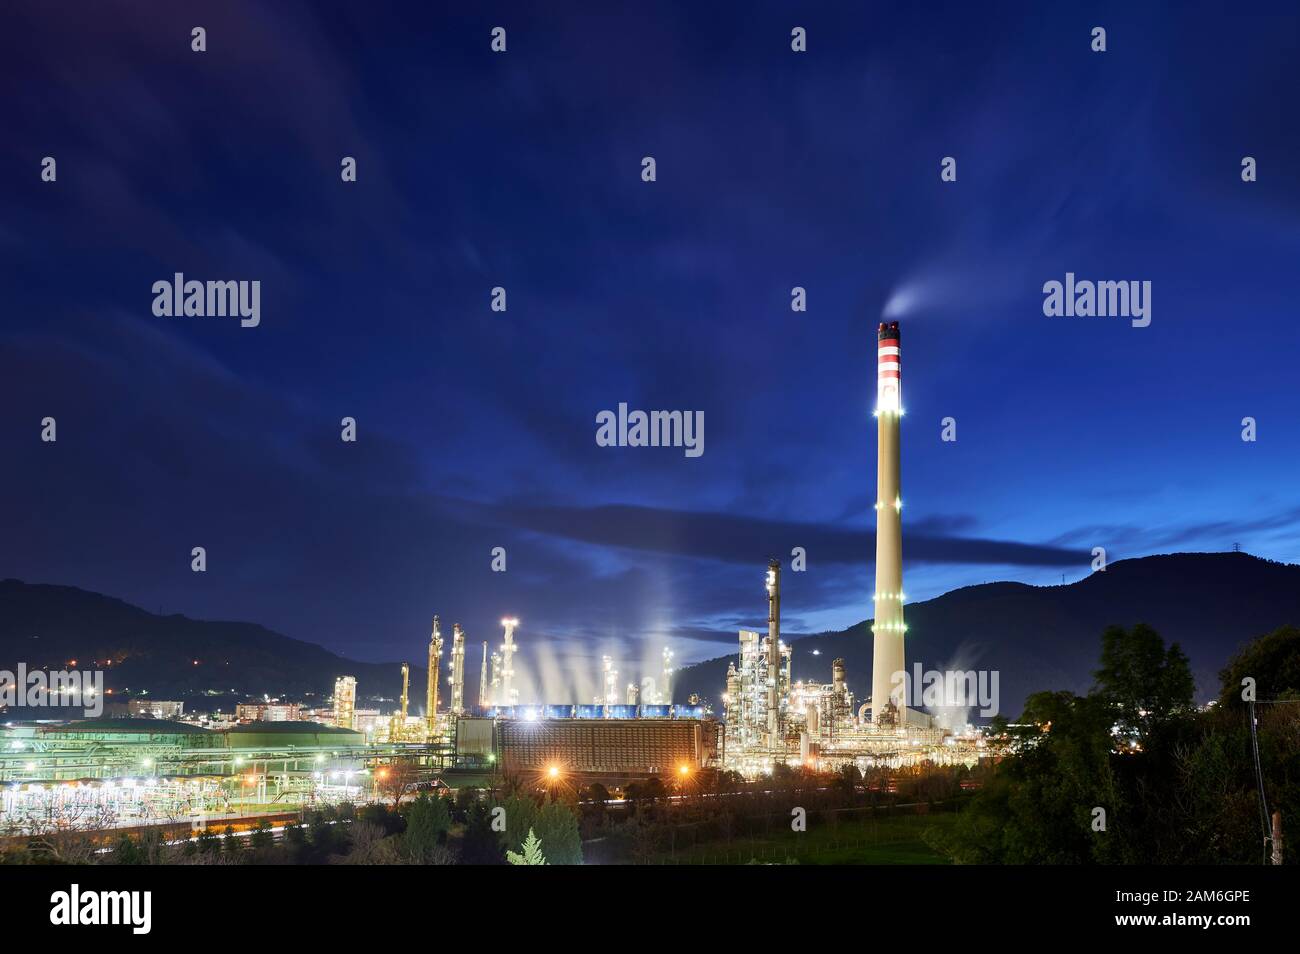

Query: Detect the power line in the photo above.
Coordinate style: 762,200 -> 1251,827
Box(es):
1248,701 -> 1272,865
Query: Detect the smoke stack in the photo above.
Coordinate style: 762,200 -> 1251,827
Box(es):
426,617 -> 442,725
766,558 -> 782,741
400,663 -> 410,722
872,320 -> 906,725
450,624 -> 466,716
500,619 -> 518,706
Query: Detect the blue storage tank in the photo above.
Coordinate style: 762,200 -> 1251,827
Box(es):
490,706 -> 515,720
672,704 -> 705,719
544,704 -> 575,719
605,704 -> 637,720
516,705 -> 543,721
639,704 -> 671,719
576,704 -> 603,720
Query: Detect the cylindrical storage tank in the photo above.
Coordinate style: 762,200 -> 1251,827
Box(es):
605,705 -> 636,720
640,704 -> 671,719
576,704 -> 602,720
544,704 -> 575,719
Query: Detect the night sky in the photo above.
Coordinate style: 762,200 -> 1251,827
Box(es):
3,2 -> 1298,690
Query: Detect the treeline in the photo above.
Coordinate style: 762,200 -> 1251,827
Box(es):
575,762 -> 982,864
929,624 -> 1300,864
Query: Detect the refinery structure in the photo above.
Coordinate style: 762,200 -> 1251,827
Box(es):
0,320 -> 985,837
721,322 -> 983,775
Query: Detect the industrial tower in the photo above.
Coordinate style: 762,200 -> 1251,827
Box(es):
602,655 -> 619,705
426,617 -> 442,726
871,320 -> 906,724
765,558 -> 782,742
661,646 -> 674,704
500,618 -> 518,705
450,624 -> 466,716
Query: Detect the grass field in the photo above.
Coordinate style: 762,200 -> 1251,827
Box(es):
647,810 -> 957,865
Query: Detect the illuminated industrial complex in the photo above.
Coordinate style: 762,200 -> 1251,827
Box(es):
720,322 -> 983,775
0,320 -> 983,838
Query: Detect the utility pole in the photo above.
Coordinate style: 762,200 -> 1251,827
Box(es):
1272,811 -> 1284,865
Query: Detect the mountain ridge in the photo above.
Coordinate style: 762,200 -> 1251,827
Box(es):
673,552 -> 1300,719
0,578 -> 422,703
4,552 -> 1296,719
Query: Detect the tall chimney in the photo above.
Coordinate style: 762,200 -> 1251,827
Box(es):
400,662 -> 410,722
450,623 -> 466,716
479,641 -> 488,712
426,617 -> 442,726
765,558 -> 782,742
872,320 -> 907,725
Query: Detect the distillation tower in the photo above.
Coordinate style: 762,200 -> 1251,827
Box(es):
500,618 -> 519,706
426,617 -> 442,728
450,624 -> 466,716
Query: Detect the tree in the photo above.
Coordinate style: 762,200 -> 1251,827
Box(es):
459,801 -> 506,865
376,759 -> 422,809
403,794 -> 451,863
358,802 -> 402,835
113,834 -> 144,865
195,826 -> 221,855
532,798 -> 582,864
507,828 -> 547,865
222,826 -> 242,853
1218,625 -> 1300,707
454,785 -> 480,821
249,819 -> 274,851
940,689 -> 1120,863
1094,623 -> 1194,738
834,764 -> 861,800
309,810 -> 347,857
283,821 -> 309,863
499,792 -> 539,854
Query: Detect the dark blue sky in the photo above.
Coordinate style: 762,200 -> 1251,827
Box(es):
3,2 -> 1298,694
